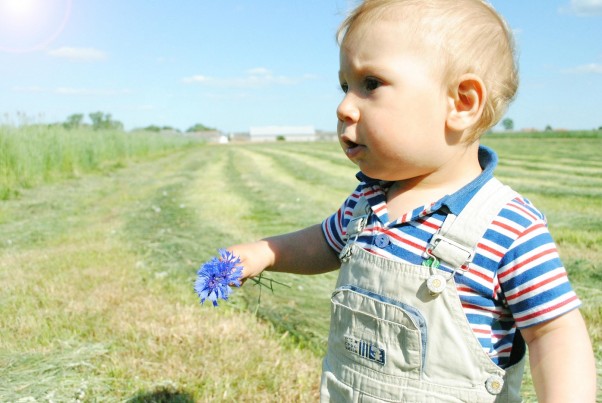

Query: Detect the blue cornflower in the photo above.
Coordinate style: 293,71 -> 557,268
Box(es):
194,249 -> 243,307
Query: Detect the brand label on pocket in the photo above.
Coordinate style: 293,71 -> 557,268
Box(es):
344,336 -> 386,365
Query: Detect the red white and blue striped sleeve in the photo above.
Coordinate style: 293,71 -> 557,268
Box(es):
322,186 -> 363,253
497,198 -> 581,329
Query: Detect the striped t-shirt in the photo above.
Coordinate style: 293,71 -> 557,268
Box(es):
321,146 -> 580,368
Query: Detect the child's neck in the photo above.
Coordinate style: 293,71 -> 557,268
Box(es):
386,146 -> 483,221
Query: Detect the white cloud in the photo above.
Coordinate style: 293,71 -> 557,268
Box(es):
47,46 -> 107,61
156,56 -> 176,64
562,63 -> 602,74
561,0 -> 602,15
182,68 -> 315,88
246,67 -> 271,76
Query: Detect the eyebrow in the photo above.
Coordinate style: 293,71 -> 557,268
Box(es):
339,61 -> 390,81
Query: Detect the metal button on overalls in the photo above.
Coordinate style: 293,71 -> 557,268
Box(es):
486,375 -> 505,395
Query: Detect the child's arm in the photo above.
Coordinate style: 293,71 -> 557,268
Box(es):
521,309 -> 596,402
228,223 -> 341,280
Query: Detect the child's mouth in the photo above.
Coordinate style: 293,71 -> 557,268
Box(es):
343,140 -> 363,159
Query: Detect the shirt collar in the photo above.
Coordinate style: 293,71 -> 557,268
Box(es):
356,145 -> 498,216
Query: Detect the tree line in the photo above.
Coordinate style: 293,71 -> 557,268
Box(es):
62,112 -> 215,133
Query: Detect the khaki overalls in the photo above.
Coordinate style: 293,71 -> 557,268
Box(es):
320,179 -> 526,402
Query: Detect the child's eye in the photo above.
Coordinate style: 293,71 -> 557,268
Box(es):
364,77 -> 381,92
340,82 -> 349,94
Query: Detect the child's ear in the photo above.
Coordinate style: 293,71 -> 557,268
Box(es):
446,74 -> 486,133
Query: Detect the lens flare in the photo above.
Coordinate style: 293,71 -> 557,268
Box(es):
0,0 -> 72,53
3,0 -> 37,20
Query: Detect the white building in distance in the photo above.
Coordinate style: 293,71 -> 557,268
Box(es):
249,125 -> 316,142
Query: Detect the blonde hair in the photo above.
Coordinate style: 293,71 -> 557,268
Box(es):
338,0 -> 518,141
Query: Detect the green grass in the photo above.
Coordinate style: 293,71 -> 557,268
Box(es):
0,145 -> 324,401
0,131 -> 600,401
0,124 -> 200,200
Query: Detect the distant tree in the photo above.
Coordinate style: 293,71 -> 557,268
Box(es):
143,125 -> 162,132
186,123 -> 215,132
88,111 -> 105,129
501,118 -> 514,131
138,125 -> 180,133
162,125 -> 179,132
88,111 -> 123,131
64,113 -> 84,129
544,125 -> 553,132
113,119 -> 124,131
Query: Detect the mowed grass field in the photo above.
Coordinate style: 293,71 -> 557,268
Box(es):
0,128 -> 600,401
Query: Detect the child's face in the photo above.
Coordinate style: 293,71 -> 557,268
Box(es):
337,20 -> 457,182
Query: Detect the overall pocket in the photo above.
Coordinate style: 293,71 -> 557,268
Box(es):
328,285 -> 427,377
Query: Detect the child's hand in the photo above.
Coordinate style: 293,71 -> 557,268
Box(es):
227,240 -> 275,284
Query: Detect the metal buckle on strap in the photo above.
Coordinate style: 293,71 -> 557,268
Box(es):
339,214 -> 368,262
427,232 -> 475,273
345,215 -> 368,239
339,243 -> 353,262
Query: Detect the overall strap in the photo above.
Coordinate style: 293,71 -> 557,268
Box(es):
427,178 -> 517,271
339,196 -> 370,262
346,197 -> 370,238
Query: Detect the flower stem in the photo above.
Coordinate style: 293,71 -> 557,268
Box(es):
250,274 -> 291,315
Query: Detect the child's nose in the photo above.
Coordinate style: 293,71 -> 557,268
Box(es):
336,95 -> 359,123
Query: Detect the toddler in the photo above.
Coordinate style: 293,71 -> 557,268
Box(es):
229,0 -> 596,401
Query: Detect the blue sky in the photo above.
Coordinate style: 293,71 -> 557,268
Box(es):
1,0 -> 601,133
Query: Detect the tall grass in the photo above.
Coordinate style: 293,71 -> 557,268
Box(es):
0,124 -> 200,199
